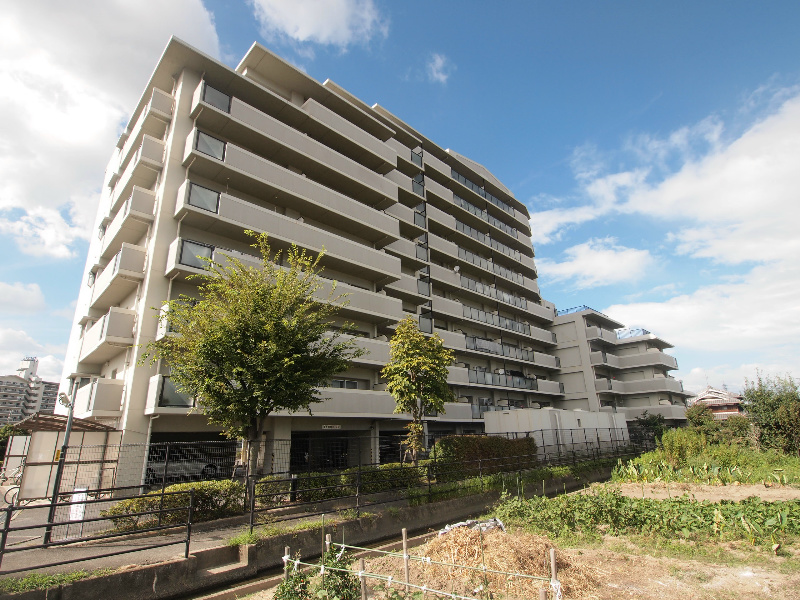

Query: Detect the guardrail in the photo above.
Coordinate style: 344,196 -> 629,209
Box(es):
0,485 -> 194,575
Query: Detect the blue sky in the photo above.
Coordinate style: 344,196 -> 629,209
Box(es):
1,1 -> 799,392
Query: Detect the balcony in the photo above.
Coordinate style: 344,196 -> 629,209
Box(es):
74,378 -> 124,419
174,181 -> 400,282
384,202 -> 426,235
165,238 -> 403,323
536,379 -> 565,395
99,187 -> 155,259
190,85 -> 398,208
79,308 -> 136,365
89,244 -> 146,310
590,350 -> 678,370
113,88 -> 173,184
585,326 -> 619,344
383,273 -> 429,304
182,129 -> 395,244
281,388 -> 397,418
383,237 -> 429,268
110,135 -> 164,214
145,375 -> 195,415
595,377 -> 686,395
467,369 -> 539,391
464,336 -> 560,370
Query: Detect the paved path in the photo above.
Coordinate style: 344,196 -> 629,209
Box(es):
0,488 -> 254,576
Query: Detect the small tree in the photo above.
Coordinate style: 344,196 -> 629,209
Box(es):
685,402 -> 718,437
141,232 -> 364,476
743,373 -> 800,454
381,317 -> 454,464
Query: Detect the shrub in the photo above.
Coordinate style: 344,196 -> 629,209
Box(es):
659,427 -> 707,467
255,475 -> 293,507
274,566 -> 311,600
319,549 -> 359,600
432,435 -> 537,482
341,462 -> 424,494
102,480 -> 245,531
295,472 -> 348,503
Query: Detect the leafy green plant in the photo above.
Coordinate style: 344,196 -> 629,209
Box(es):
431,435 -> 537,482
318,549 -> 359,600
102,480 -> 245,531
275,563 -> 311,600
493,488 -> 800,548
0,569 -> 114,593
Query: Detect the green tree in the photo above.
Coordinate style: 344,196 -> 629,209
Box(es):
743,373 -> 800,455
685,402 -> 719,437
142,232 -> 364,476
381,317 -> 454,464
631,411 -> 667,445
0,424 -> 23,461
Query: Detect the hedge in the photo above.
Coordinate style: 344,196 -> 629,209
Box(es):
432,435 -> 538,482
341,462 -> 424,494
101,480 -> 245,531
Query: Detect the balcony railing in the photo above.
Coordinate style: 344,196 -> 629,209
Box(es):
458,247 -> 524,285
159,376 -> 195,408
468,369 -> 538,390
465,336 -> 560,367
460,275 -> 527,309
454,195 -> 517,238
451,169 -> 514,215
462,305 -> 530,335
455,221 -> 521,261
410,149 -> 423,167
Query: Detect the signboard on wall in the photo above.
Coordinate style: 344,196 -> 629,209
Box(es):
321,425 -> 341,430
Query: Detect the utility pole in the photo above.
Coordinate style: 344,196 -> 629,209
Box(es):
43,379 -> 78,545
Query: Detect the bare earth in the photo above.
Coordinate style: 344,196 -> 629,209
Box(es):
594,481 -> 800,502
242,483 -> 800,600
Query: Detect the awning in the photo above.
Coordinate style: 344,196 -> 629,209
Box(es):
15,413 -> 117,433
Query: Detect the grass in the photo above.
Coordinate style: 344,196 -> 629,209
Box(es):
227,516 -> 332,546
0,569 -> 114,593
613,444 -> 800,486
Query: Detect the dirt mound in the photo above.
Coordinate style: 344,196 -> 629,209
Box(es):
367,528 -> 598,599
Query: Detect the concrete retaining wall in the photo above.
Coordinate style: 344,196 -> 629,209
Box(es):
3,466 -> 612,600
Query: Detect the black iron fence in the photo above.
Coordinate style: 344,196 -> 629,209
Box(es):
0,485 -> 194,575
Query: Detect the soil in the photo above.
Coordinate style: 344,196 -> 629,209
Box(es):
243,482 -> 800,600
590,481 -> 800,502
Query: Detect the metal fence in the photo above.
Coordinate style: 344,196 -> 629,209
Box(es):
0,485 -> 194,575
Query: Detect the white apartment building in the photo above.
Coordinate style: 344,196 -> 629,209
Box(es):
551,307 -> 690,423
0,358 -> 58,425
59,39 -> 686,457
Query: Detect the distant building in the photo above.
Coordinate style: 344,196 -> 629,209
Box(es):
550,307 -> 691,424
690,386 -> 744,420
0,358 -> 58,425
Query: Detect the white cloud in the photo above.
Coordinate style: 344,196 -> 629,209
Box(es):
535,88 -> 800,386
426,53 -> 455,84
249,0 -> 388,49
0,282 -> 46,314
0,0 -> 220,258
0,328 -> 64,381
537,237 -> 654,290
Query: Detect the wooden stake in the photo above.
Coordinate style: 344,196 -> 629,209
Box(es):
539,587 -> 548,600
284,546 -> 290,581
359,558 -> 367,600
550,548 -> 557,581
402,527 -> 410,594
326,533 -> 331,553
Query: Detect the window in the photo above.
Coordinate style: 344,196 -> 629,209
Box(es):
195,131 -> 226,160
188,182 -> 220,213
330,379 -> 359,389
202,84 -> 231,113
179,240 -> 213,269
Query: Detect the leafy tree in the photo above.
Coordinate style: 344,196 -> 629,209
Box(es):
743,373 -> 800,455
685,402 -> 715,429
630,411 -> 667,446
381,316 -> 454,464
142,232 -> 364,476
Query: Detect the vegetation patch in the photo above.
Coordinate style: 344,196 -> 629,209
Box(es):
102,480 -> 245,531
493,489 -> 800,550
0,569 -> 114,593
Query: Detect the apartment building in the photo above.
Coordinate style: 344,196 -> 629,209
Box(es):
0,358 -> 58,425
550,307 -> 690,423
59,38 -> 571,457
